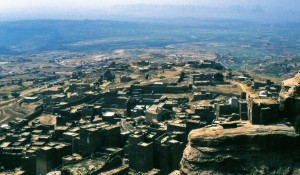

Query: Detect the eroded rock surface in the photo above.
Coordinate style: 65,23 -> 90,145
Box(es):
180,122 -> 300,175
279,72 -> 300,125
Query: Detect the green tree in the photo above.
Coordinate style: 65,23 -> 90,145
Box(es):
145,73 -> 150,80
104,70 -> 115,82
177,71 -> 185,83
11,92 -> 20,98
214,72 -> 224,82
98,76 -> 104,85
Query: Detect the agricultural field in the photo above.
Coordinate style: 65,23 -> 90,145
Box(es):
0,19 -> 299,79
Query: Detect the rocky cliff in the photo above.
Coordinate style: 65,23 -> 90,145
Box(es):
180,122 -> 300,175
279,72 -> 300,127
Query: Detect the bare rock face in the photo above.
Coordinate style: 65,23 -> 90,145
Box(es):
279,72 -> 300,130
180,122 -> 300,175
280,72 -> 300,99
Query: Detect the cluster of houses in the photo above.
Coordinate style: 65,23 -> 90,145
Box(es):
1,58 -> 299,175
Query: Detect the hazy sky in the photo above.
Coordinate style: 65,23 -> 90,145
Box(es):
0,0 -> 283,9
0,0 -> 253,9
0,0 -> 299,21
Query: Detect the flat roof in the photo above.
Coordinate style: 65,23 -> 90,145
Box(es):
154,82 -> 164,85
139,142 -> 151,147
24,96 -> 38,100
103,112 -> 115,117
0,142 -> 11,148
252,98 -> 278,104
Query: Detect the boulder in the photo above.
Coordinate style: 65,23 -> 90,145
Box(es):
180,122 -> 300,175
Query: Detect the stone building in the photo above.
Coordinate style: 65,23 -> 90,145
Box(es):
248,98 -> 279,125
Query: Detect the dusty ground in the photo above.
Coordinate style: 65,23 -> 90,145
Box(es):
32,114 -> 57,126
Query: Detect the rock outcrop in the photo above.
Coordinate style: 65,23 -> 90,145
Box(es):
279,72 -> 300,126
180,122 -> 300,175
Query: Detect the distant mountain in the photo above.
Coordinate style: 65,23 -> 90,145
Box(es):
105,4 -> 299,22
0,2 -> 299,22
0,20 -> 148,54
0,19 -> 299,55
0,46 -> 17,55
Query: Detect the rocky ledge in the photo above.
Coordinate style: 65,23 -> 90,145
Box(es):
180,122 -> 300,175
